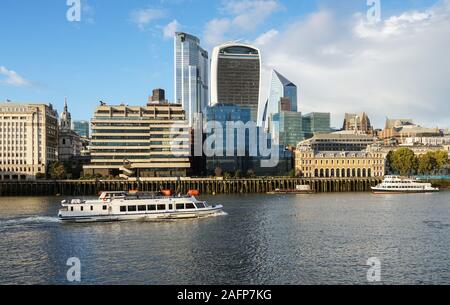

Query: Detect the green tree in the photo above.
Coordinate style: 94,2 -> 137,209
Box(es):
386,150 -> 395,174
418,152 -> 436,175
434,151 -> 449,171
392,148 -> 417,176
49,162 -> 67,180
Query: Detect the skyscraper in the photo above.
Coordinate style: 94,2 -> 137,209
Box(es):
302,112 -> 331,139
174,32 -> 209,127
259,69 -> 298,129
210,42 -> 261,121
72,120 -> 90,138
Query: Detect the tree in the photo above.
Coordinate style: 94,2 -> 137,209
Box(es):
214,167 -> 223,177
418,152 -> 436,175
434,151 -> 449,171
234,170 -> 242,178
386,150 -> 395,174
49,162 -> 67,180
35,173 -> 46,180
392,148 -> 417,176
417,151 -> 449,175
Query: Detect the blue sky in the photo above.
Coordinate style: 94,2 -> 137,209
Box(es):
0,0 -> 448,128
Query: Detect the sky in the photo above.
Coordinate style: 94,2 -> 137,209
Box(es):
0,0 -> 449,129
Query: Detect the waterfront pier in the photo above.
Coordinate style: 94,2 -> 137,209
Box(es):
0,178 -> 382,197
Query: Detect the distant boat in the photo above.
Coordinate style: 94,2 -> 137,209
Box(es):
371,176 -> 439,194
58,191 -> 224,223
267,185 -> 316,195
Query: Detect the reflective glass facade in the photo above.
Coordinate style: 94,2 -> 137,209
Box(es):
72,120 -> 90,138
272,111 -> 304,147
174,32 -> 209,127
260,70 -> 298,128
302,112 -> 331,139
211,43 -> 261,122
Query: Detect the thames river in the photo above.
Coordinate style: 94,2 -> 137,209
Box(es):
0,192 -> 449,285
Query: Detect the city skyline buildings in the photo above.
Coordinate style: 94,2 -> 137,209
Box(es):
174,32 -> 209,127
210,42 -> 262,121
1,1 -> 449,130
260,69 -> 298,129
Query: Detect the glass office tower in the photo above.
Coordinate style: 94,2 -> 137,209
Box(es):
260,70 -> 298,128
302,112 -> 331,139
72,120 -> 90,138
174,32 -> 209,127
272,111 -> 304,147
210,43 -> 261,121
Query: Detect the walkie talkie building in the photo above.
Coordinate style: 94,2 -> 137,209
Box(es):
210,42 -> 261,121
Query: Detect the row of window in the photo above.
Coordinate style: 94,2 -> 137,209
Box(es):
119,203 -> 196,213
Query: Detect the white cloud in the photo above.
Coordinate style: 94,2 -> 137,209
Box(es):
203,0 -> 282,47
163,19 -> 181,39
0,66 -> 32,87
254,29 -> 279,46
253,1 -> 450,129
204,18 -> 232,47
130,8 -> 166,30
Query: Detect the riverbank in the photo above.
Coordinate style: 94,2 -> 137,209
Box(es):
430,179 -> 450,189
0,177 -> 382,197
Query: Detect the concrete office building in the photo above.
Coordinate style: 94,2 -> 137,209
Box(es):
0,102 -> 58,180
297,133 -> 376,152
84,91 -> 191,178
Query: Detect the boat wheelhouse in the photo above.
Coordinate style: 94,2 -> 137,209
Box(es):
58,191 -> 224,223
371,176 -> 439,194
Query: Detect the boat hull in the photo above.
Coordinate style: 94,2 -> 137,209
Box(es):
371,188 -> 439,194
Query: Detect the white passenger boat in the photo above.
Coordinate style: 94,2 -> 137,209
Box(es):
58,191 -> 224,223
371,176 -> 439,194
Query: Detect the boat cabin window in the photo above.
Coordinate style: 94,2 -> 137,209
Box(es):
120,206 -> 126,212
70,207 -> 74,212
103,205 -> 107,210
169,204 -> 173,210
176,204 -> 185,210
91,206 -> 94,211
195,202 -> 205,209
81,206 -> 84,211
148,205 -> 156,211
138,205 -> 146,211
186,203 -> 195,209
157,204 -> 166,211
128,206 -> 137,212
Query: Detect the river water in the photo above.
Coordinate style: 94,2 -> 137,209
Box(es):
0,192 -> 449,285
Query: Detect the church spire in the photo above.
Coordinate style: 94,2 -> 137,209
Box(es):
60,97 -> 72,130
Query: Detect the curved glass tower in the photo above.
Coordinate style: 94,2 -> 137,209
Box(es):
210,42 -> 261,121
